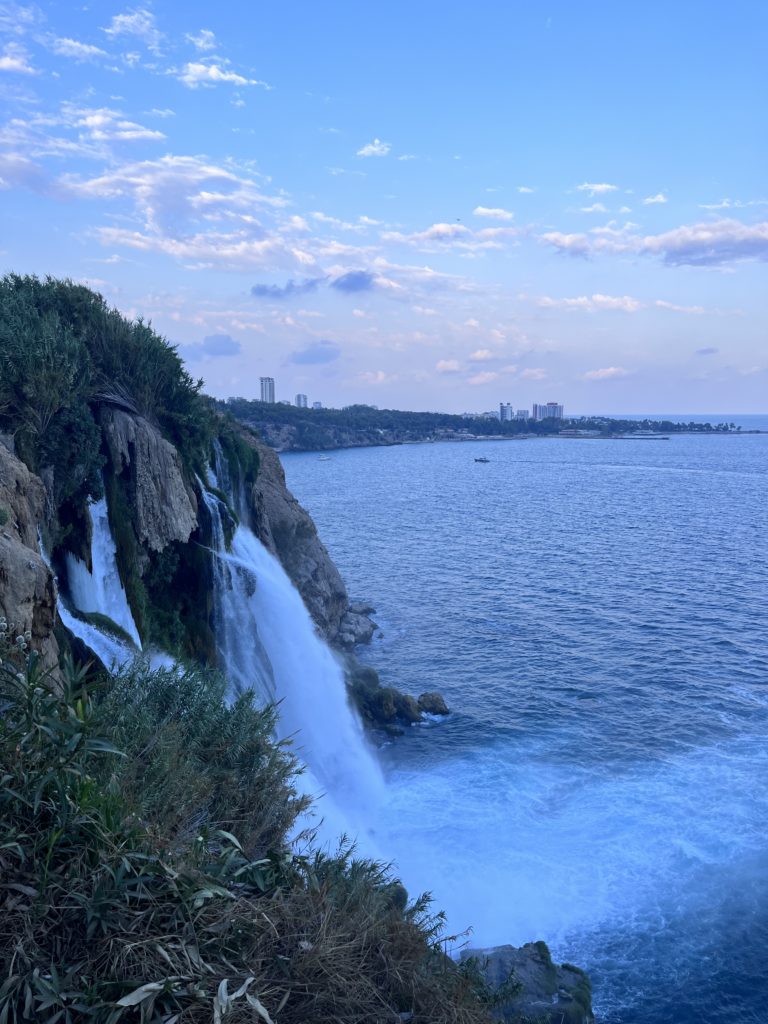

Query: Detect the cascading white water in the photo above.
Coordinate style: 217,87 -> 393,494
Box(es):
65,496 -> 141,648
202,486 -> 385,845
38,528 -> 138,672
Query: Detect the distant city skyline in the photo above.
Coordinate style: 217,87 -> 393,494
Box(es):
0,2 -> 765,413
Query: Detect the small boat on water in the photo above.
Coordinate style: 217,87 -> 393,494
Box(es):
318,455 -> 331,461
474,456 -> 490,463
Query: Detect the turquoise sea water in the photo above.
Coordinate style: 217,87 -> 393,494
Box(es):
283,425 -> 768,1024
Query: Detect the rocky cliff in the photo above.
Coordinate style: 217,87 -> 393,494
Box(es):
246,435 -> 349,641
0,440 -> 58,670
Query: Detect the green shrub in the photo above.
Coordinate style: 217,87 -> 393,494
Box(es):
0,639 -> 495,1024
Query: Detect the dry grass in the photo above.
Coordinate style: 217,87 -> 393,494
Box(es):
0,645 -> 497,1024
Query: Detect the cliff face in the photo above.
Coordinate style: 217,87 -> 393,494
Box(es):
246,436 -> 349,642
0,442 -> 58,669
101,408 -> 198,556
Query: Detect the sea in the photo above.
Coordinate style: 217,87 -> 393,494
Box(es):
282,416 -> 768,1024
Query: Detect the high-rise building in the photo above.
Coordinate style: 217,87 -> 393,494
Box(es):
295,393 -> 308,408
312,401 -> 323,409
499,402 -> 514,422
532,402 -> 564,421
259,377 -> 275,403
515,409 -> 529,420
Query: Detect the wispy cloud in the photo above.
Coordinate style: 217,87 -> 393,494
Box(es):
517,185 -> 535,194
467,370 -> 498,385
538,293 -> 642,312
436,359 -> 461,373
582,366 -> 631,380
102,7 -> 163,54
186,29 -> 217,52
654,299 -> 705,314
540,217 -> 768,266
356,138 -> 390,157
642,192 -> 667,205
579,203 -> 607,213
49,37 -> 107,61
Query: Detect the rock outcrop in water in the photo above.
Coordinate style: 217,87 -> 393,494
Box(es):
462,942 -> 594,1024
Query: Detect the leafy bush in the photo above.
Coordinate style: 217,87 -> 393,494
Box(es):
0,274 -> 215,490
0,640 -> 496,1024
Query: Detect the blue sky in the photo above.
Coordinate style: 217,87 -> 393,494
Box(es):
1,1 -> 765,414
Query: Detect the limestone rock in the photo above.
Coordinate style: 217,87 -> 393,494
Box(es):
337,609 -> 378,648
101,408 -> 198,552
0,445 -> 59,669
246,438 -> 348,641
461,941 -> 594,1024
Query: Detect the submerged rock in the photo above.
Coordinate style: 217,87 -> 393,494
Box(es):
461,941 -> 594,1024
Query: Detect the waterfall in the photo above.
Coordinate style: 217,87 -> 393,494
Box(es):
202,486 -> 385,844
39,529 -> 138,672
201,487 -> 276,703
64,496 -> 141,648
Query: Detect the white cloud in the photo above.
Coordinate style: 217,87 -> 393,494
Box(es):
576,182 -> 619,196
356,138 -> 390,157
469,349 -> 494,362
0,43 -> 35,74
579,202 -> 607,213
60,155 -> 308,272
359,369 -> 395,384
103,7 -> 163,53
186,29 -> 217,51
583,366 -> 631,380
643,192 -> 668,205
436,359 -> 461,373
177,62 -> 270,89
698,197 -> 768,210
540,217 -> 768,266
517,185 -> 535,193
382,221 -> 516,253
467,370 -> 498,385
654,299 -> 706,314
50,37 -> 108,61
398,153 -> 416,161
538,293 -> 642,313
0,4 -> 40,36
519,367 -> 547,380
473,205 -> 514,221
642,218 -> 768,266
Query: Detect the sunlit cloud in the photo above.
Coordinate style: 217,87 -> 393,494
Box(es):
576,181 -> 618,196
643,193 -> 668,205
356,138 -> 390,157
473,206 -> 514,221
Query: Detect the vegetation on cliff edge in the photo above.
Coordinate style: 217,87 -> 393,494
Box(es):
0,629 -> 508,1024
